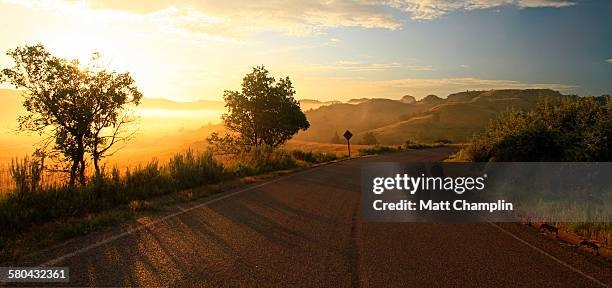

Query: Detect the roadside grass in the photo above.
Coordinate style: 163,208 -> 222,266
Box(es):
560,222 -> 612,246
358,142 -> 449,156
0,147 -> 339,263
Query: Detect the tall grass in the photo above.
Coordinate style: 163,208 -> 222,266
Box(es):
0,147 -> 339,238
358,142 -> 447,156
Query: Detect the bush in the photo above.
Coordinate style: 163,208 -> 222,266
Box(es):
290,150 -> 338,163
8,156 -> 43,201
462,96 -> 611,161
249,146 -> 298,173
168,149 -> 223,190
404,142 -> 445,150
358,145 -> 400,156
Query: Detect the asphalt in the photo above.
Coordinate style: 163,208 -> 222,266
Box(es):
7,148 -> 612,287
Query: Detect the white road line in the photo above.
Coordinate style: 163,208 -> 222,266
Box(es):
39,165 -> 328,267
488,222 -> 609,288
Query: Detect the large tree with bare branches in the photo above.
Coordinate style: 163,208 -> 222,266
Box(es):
1,44 -> 142,186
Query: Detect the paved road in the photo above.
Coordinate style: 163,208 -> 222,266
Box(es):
13,148 -> 612,287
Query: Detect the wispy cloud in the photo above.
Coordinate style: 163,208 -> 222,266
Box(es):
10,0 -> 575,38
81,0 -> 403,37
297,61 -> 433,73
300,61 -> 402,72
389,0 -> 576,20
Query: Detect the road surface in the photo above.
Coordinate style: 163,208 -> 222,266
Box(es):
11,148 -> 612,287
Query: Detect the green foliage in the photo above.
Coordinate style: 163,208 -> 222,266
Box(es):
168,150 -> 223,190
462,96 -> 611,161
404,142 -> 445,150
208,66 -> 310,151
206,132 -> 245,154
358,142 -> 447,156
290,150 -> 338,163
240,146 -> 298,173
358,145 -> 400,156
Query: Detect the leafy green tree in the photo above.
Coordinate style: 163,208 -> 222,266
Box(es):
1,44 -> 142,185
209,66 -> 309,150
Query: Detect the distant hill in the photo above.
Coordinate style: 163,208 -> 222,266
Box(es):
299,99 -> 341,111
418,94 -> 444,105
296,89 -> 568,144
399,95 -> 416,104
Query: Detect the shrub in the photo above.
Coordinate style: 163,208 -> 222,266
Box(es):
250,146 -> 298,173
404,142 -> 445,150
358,145 -> 400,156
168,149 -> 223,190
9,156 -> 43,201
290,150 -> 338,163
462,96 -> 611,161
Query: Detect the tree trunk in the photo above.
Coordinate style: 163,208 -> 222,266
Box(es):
69,159 -> 78,187
93,150 -> 101,180
77,137 -> 86,186
93,156 -> 99,177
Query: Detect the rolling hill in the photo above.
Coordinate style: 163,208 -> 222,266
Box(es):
296,89 -> 568,144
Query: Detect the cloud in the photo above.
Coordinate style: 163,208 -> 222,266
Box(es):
20,0 -> 574,38
386,0 -> 575,20
79,0 -> 403,37
297,61 -> 433,73
606,59 -> 612,64
301,62 -> 401,72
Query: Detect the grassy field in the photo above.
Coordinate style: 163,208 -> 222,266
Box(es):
0,139 -> 365,193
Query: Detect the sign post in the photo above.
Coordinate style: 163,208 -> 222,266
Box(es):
343,130 -> 353,157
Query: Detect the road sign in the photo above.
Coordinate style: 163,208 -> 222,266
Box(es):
343,130 -> 353,157
343,130 -> 353,140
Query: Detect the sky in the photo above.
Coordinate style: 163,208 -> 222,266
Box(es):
0,0 -> 610,102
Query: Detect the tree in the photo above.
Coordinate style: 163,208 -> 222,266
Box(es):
361,132 -> 379,145
1,44 -> 142,185
330,131 -> 342,144
85,59 -> 142,178
209,66 -> 309,150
